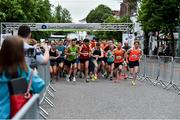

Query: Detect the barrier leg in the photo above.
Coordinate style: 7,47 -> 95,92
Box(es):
49,84 -> 56,92
166,83 -> 180,91
154,79 -> 166,87
39,106 -> 48,120
45,96 -> 54,107
143,76 -> 154,84
39,106 -> 49,116
40,111 -> 48,120
47,90 -> 54,98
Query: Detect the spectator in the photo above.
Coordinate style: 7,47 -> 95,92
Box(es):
18,25 -> 49,67
0,36 -> 45,119
164,44 -> 170,56
158,44 -> 165,56
153,46 -> 158,55
123,41 -> 131,52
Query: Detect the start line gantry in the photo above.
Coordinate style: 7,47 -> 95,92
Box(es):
0,22 -> 134,45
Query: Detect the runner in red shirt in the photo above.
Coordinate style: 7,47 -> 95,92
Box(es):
79,39 -> 91,82
126,41 -> 142,86
113,42 -> 126,82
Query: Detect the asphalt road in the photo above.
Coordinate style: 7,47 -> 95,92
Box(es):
45,78 -> 180,119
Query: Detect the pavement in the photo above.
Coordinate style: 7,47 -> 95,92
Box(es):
45,78 -> 180,119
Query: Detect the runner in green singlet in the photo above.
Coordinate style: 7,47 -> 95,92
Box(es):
65,39 -> 79,82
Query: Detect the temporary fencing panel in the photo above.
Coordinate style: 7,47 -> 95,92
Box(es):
139,55 -> 146,77
172,57 -> 180,87
158,56 -> 173,84
145,55 -> 159,82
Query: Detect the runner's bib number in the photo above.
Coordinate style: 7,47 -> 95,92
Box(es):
116,56 -> 122,60
132,55 -> 138,58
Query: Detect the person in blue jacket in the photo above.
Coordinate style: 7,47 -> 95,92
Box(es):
0,36 -> 45,119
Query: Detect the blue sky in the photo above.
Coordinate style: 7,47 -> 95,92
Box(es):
50,0 -> 121,22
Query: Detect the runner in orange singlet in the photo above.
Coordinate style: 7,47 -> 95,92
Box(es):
113,42 -> 125,82
126,41 -> 142,86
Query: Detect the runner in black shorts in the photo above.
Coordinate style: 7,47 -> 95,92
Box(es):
106,43 -> 115,80
126,40 -> 142,86
65,39 -> 79,82
49,42 -> 60,81
79,39 -> 91,82
91,42 -> 104,80
113,42 -> 126,82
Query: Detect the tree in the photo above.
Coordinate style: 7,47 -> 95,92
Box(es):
0,0 -> 54,22
54,4 -> 63,22
54,5 -> 72,23
138,0 -> 179,56
61,8 -> 72,23
86,4 -> 112,23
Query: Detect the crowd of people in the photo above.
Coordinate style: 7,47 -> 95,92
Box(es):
0,25 -> 142,119
47,37 -> 142,86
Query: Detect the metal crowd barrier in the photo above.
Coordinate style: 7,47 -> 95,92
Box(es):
170,57 -> 180,92
138,55 -> 146,78
155,56 -> 173,87
12,63 -> 56,119
139,55 -> 180,94
142,55 -> 159,84
38,62 -> 56,119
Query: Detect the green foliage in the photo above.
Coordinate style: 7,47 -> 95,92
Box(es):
138,0 -> 179,55
0,0 -> 72,23
86,4 -> 112,23
0,0 -> 72,40
53,5 -> 72,23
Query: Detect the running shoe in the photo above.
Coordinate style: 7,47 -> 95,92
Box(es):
91,74 -> 95,81
66,75 -> 70,82
73,77 -> 76,82
124,74 -> 128,79
94,75 -> 97,80
110,76 -> 113,81
86,79 -> 90,83
131,81 -> 136,86
128,76 -> 133,79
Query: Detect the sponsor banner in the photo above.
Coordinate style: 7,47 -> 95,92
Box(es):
1,23 -> 133,32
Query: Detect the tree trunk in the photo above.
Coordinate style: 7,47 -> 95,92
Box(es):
143,31 -> 149,55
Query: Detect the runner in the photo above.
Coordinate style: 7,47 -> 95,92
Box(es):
106,44 -> 115,81
79,39 -> 91,82
56,40 -> 66,78
91,42 -> 104,81
113,42 -> 126,82
76,40 -> 81,78
104,40 -> 116,78
49,42 -> 60,82
126,40 -> 142,86
122,41 -> 131,79
65,39 -> 79,82
100,40 -> 107,77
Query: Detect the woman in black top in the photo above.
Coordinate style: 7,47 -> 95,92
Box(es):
49,43 -> 60,81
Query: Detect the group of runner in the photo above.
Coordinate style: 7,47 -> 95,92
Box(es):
48,38 -> 142,86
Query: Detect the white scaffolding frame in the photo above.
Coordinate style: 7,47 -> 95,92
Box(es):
0,22 -> 134,45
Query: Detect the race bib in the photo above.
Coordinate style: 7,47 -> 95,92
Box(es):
71,52 -> 76,55
132,55 -> 138,58
116,56 -> 122,60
